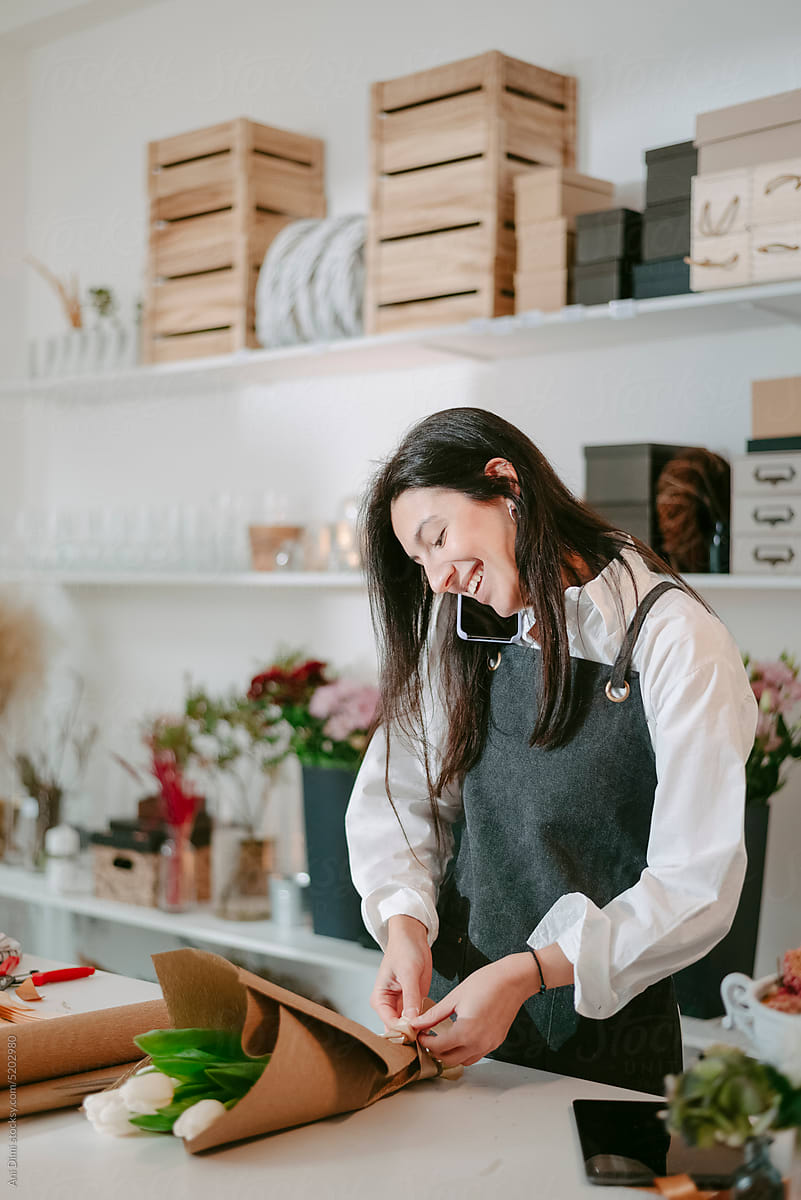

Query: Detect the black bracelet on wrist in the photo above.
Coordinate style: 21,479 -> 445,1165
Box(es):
525,946 -> 547,995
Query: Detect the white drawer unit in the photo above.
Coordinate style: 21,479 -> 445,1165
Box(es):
750,221 -> 801,282
732,535 -> 801,575
732,452 -> 801,497
733,494 -> 801,535
752,157 -> 801,224
687,232 -> 750,291
692,170 -> 751,238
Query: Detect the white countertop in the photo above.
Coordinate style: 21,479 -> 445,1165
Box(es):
1,953 -> 161,1017
15,1060 -> 662,1200
3,953 -> 666,1200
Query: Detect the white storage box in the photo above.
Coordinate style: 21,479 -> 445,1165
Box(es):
732,495 -> 801,536
732,451 -> 801,497
732,535 -> 801,574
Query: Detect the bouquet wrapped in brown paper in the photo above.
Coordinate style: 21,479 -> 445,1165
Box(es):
121,946 -> 448,1154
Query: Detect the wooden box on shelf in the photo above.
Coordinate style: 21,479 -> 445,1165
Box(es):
365,50 -> 577,334
143,118 -> 326,364
515,166 -> 613,229
514,168 -> 612,313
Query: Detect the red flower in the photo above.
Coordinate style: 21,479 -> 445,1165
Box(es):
248,659 -> 329,707
151,751 -> 201,828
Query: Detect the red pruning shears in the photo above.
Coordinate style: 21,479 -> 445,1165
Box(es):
0,966 -> 95,991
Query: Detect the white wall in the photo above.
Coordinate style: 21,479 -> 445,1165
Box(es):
2,0 -> 801,978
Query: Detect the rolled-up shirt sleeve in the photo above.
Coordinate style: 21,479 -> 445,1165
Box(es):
345,608 -> 463,951
527,653 -> 758,1019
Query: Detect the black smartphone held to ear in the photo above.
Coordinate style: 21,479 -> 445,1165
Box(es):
456,593 -> 524,643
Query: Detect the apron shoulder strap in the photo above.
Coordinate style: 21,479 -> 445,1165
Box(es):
607,580 -> 683,698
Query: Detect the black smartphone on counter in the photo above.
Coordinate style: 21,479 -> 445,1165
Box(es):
456,593 -> 524,643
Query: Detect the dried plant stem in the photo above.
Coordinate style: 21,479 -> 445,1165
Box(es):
25,255 -> 82,328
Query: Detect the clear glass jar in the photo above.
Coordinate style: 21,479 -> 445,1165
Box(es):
158,821 -> 196,913
212,826 -> 274,921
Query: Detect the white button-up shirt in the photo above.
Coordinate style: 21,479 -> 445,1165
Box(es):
345,549 -> 758,1019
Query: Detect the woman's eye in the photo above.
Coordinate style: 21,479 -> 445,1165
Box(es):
434,529 -> 446,549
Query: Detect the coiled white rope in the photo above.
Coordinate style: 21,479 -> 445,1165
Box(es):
256,215 -> 365,348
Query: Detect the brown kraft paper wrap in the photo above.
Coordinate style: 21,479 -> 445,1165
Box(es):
149,947 -> 442,1155
0,998 -> 170,1089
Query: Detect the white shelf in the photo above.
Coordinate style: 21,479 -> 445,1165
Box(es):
0,569 -> 797,590
0,570 -> 365,588
684,573 -> 801,589
0,863 -> 380,972
2,278 -> 801,402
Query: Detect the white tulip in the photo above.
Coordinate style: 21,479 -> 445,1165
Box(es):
119,1070 -> 178,1115
214,720 -> 233,740
82,1089 -> 142,1136
172,1098 -> 226,1140
193,733 -> 221,760
230,726 -> 252,752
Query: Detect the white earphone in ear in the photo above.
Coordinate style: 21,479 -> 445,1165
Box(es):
507,500 -> 517,521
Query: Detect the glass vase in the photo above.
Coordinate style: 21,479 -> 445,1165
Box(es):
211,825 -> 274,921
158,821 -> 196,913
731,1136 -> 784,1200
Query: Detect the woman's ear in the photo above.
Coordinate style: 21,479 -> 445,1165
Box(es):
484,457 -> 520,493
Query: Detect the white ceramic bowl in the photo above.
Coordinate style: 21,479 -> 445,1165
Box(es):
721,971 -> 801,1085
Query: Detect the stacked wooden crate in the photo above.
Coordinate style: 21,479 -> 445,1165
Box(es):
143,118 -> 325,363
366,51 -> 577,334
514,168 -> 614,312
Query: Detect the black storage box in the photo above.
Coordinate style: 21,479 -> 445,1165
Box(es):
644,140 -> 697,207
575,208 -> 642,266
747,435 -> 801,452
587,502 -> 653,546
585,442 -> 694,505
633,256 -> 691,299
90,826 -> 167,853
584,441 -> 696,555
573,260 -> 633,305
642,198 -> 691,261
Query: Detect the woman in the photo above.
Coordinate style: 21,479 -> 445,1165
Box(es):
345,408 -> 756,1095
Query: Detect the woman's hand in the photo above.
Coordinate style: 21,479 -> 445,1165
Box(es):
370,914 -> 432,1029
404,954 -> 541,1067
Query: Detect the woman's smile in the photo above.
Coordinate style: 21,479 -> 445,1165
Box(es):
390,485 -> 522,617
465,563 -> 484,597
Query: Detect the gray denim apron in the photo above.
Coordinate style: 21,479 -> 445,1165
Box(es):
430,581 -> 683,1096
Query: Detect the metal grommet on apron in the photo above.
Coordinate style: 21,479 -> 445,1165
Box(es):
430,580 -> 684,1096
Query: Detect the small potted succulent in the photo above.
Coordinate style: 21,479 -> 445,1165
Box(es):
663,1043 -> 801,1198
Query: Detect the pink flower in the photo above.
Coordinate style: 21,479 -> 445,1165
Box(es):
309,681 -> 380,744
748,658 -> 801,719
756,710 -> 782,754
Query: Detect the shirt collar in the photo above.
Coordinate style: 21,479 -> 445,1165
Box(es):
520,548 -> 657,646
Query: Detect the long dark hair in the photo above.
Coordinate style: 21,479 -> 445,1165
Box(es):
360,408 -> 705,859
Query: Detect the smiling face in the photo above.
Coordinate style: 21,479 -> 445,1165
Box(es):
390,486 -> 524,617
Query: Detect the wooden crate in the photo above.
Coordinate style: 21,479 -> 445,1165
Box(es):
143,118 -> 325,363
366,51 -> 577,334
